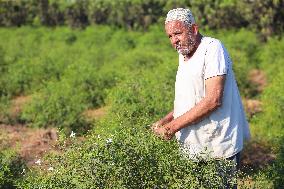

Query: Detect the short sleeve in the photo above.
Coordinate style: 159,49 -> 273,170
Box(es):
204,40 -> 229,80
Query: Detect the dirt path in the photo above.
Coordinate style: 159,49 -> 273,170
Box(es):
0,124 -> 58,166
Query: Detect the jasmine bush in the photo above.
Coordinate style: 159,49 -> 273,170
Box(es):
20,60 -> 116,132
0,149 -> 26,189
18,121 -> 238,189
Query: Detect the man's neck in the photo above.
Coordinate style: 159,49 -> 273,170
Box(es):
183,33 -> 203,61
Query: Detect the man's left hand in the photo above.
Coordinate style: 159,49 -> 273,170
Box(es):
152,126 -> 174,140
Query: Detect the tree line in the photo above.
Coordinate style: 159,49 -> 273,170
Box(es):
1,0 -> 283,39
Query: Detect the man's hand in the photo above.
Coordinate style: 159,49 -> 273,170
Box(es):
150,121 -> 161,132
150,112 -> 175,140
151,123 -> 175,140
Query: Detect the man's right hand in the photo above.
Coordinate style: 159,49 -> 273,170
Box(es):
150,121 -> 162,132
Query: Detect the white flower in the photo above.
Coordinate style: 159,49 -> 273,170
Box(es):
106,138 -> 113,144
97,134 -> 100,139
21,168 -> 26,174
47,167 -> 54,171
35,159 -> 41,165
70,131 -> 76,138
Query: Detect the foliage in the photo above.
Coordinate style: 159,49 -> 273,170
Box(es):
20,59 -> 119,132
18,121 -> 238,189
216,29 -> 260,97
0,149 -> 26,189
268,137 -> 284,188
107,66 -> 175,127
258,37 -> 284,78
250,37 -> 284,139
0,25 -> 282,133
1,0 -> 284,39
236,0 -> 284,40
0,25 -> 284,187
251,68 -> 284,139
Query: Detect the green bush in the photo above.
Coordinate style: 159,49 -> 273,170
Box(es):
21,81 -> 88,132
268,137 -> 284,188
0,27 -> 75,96
211,29 -> 262,97
20,60 -> 117,132
251,68 -> 284,139
0,26 -> 128,98
258,37 -> 284,79
19,121 -> 238,189
0,149 -> 26,189
107,67 -> 175,127
0,96 -> 10,123
250,37 -> 284,139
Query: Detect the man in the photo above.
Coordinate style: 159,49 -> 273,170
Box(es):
152,8 -> 250,168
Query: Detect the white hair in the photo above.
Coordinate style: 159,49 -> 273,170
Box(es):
165,8 -> 195,26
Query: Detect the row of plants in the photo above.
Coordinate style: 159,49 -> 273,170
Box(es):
0,26 -> 260,131
1,0 -> 284,39
251,37 -> 284,140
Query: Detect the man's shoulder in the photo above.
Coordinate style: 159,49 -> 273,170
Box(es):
202,36 -> 222,47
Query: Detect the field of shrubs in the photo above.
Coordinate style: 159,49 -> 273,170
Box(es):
0,24 -> 283,188
1,0 -> 284,186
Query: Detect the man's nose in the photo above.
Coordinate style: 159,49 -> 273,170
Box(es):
171,35 -> 179,45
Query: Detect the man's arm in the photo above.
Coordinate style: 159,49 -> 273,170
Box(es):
154,75 -> 226,140
151,111 -> 174,129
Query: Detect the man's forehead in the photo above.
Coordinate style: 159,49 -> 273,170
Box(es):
165,20 -> 187,30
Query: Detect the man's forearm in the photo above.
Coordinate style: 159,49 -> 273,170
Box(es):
165,75 -> 225,135
167,97 -> 221,134
159,111 -> 174,126
152,101 -> 219,140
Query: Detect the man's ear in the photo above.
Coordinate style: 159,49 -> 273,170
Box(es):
192,24 -> 198,35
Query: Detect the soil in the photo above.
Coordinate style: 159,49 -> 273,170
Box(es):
0,96 -> 110,167
243,99 -> 262,118
248,69 -> 267,93
241,140 -> 276,171
0,124 -> 59,167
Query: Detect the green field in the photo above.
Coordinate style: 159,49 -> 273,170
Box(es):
0,25 -> 283,188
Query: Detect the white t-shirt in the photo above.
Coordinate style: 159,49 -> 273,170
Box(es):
173,37 -> 250,158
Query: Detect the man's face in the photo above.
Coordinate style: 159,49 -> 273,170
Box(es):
165,20 -> 197,55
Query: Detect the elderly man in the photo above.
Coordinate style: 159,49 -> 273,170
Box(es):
152,8 -> 250,169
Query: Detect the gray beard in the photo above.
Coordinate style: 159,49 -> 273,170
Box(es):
175,32 -> 197,55
178,40 -> 196,56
